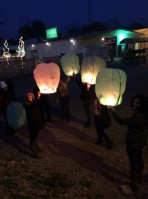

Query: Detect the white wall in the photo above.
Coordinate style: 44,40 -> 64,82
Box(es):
25,39 -> 79,59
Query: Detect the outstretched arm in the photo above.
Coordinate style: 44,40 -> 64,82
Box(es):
108,106 -> 129,125
65,76 -> 70,84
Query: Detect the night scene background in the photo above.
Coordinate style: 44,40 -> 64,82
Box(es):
0,0 -> 148,41
0,0 -> 148,198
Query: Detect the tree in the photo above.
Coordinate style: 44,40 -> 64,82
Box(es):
32,20 -> 46,41
7,38 -> 18,45
0,20 -> 6,44
80,22 -> 106,34
105,18 -> 123,30
18,20 -> 46,41
126,22 -> 144,30
18,25 -> 34,40
0,37 -> 3,45
68,28 -> 79,36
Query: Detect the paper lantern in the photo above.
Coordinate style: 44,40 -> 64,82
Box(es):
60,53 -> 80,76
33,63 -> 60,94
95,68 -> 127,106
81,56 -> 106,84
6,102 -> 26,129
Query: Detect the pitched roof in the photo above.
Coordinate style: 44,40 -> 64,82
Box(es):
120,37 -> 148,44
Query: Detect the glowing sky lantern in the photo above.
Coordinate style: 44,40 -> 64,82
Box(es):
6,102 -> 26,129
33,63 -> 60,94
60,53 -> 80,76
95,68 -> 127,106
81,56 -> 106,84
2,40 -> 11,61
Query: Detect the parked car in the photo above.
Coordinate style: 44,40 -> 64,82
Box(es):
122,48 -> 147,62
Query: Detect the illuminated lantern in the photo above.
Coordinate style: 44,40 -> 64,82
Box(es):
33,63 -> 60,94
6,102 -> 26,129
95,68 -> 127,106
60,53 -> 80,76
81,56 -> 106,84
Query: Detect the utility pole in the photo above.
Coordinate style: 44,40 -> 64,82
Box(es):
88,0 -> 92,24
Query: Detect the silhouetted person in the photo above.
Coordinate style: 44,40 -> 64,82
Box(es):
109,94 -> 148,191
57,76 -> 70,122
94,95 -> 113,149
23,91 -> 44,158
33,86 -> 53,125
73,74 -> 93,127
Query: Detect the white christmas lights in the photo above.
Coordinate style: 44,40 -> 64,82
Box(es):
2,40 -> 11,61
16,36 -> 25,58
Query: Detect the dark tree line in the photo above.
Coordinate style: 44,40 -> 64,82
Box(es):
0,18 -> 147,45
18,20 -> 46,41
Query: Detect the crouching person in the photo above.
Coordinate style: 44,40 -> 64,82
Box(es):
23,91 -> 44,159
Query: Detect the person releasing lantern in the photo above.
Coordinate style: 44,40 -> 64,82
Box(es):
95,68 -> 127,106
108,94 -> 148,191
57,76 -> 71,122
33,63 -> 60,94
60,53 -> 80,76
81,56 -> 106,85
73,73 -> 94,127
23,92 -> 44,159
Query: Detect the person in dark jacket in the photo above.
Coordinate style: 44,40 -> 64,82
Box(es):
33,86 -> 53,125
57,76 -> 70,122
0,81 -> 15,135
94,95 -> 112,149
74,74 -> 93,127
109,94 -> 148,191
23,91 -> 44,158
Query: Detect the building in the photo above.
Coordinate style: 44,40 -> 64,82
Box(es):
25,28 -> 148,61
0,28 -> 148,79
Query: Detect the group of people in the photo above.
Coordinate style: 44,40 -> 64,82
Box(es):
0,76 -> 148,191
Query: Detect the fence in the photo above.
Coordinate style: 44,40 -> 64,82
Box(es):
0,54 -> 84,80
0,59 -> 35,80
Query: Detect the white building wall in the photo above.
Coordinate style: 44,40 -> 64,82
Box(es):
25,39 -> 79,59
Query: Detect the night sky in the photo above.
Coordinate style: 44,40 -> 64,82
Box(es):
0,0 -> 148,39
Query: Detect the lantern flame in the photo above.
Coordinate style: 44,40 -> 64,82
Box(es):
100,96 -> 116,106
83,73 -> 95,84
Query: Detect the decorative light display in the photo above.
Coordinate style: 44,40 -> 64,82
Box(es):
60,53 -> 80,76
95,68 -> 127,106
81,56 -> 106,84
33,63 -> 60,94
2,40 -> 11,61
16,36 -> 25,58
